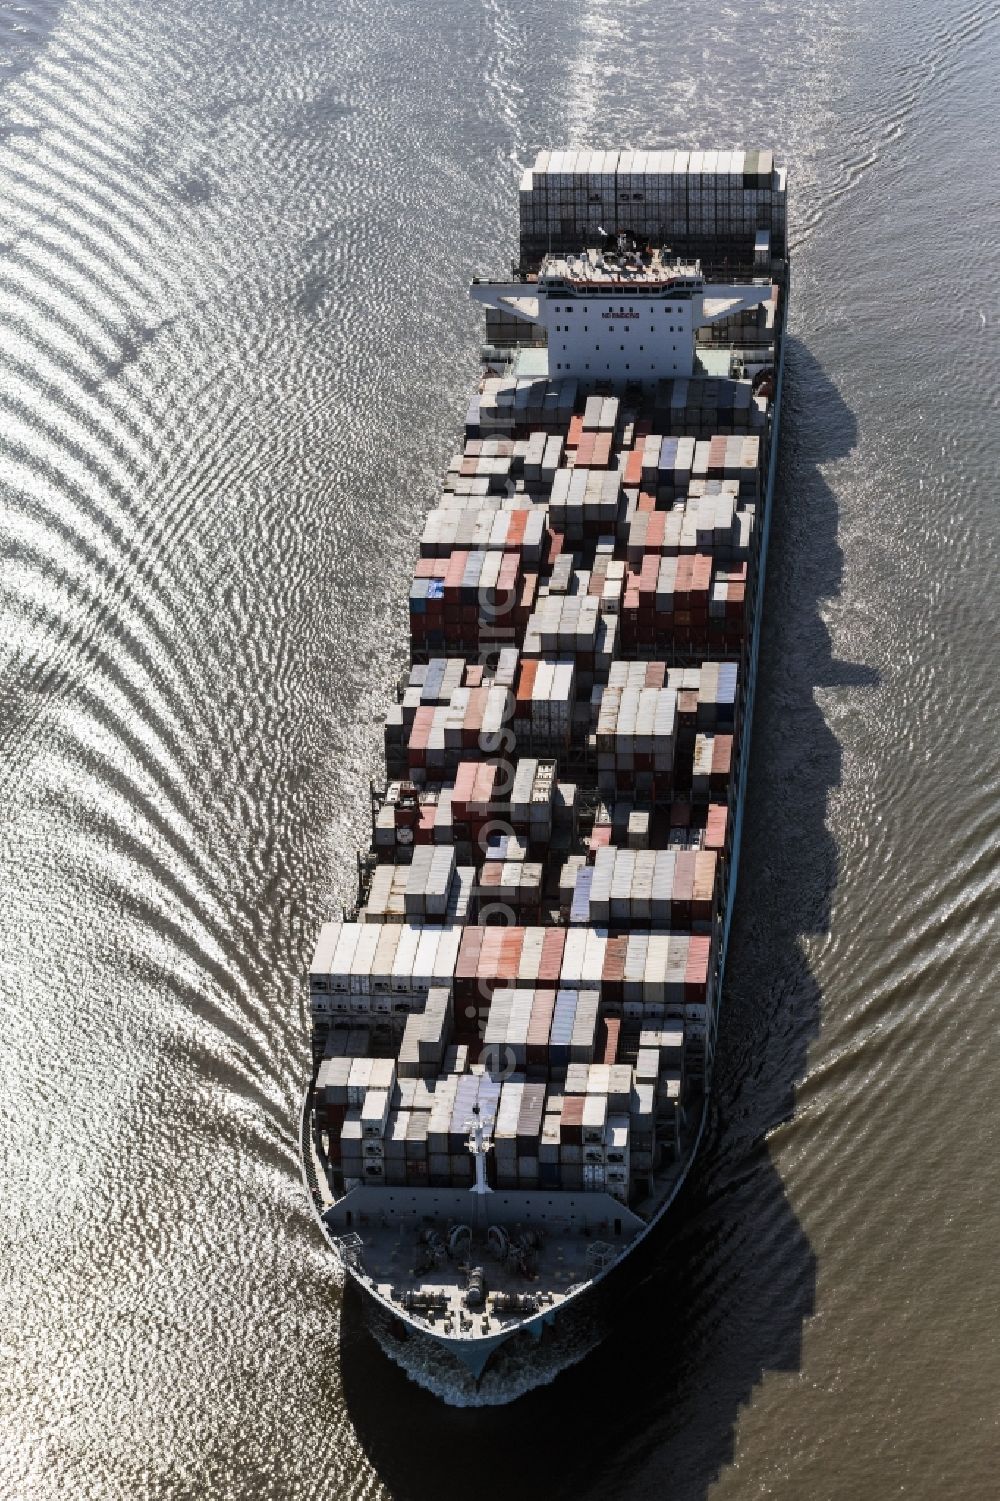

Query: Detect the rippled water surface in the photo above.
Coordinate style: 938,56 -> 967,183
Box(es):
3,0 -> 1000,1495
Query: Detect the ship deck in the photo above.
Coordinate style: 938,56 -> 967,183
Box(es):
302,176 -> 788,1372
304,1096 -> 698,1341
352,1220 -> 597,1339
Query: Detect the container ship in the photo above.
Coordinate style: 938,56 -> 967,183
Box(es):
300,148 -> 788,1394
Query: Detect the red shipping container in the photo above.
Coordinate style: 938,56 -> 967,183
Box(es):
692,555 -> 712,597
539,927 -> 565,984
516,659 -> 539,713
677,689 -> 698,726
452,761 -> 477,817
478,928 -> 503,987
692,851 -> 717,921
673,851 -> 697,918
601,935 -> 627,1003
417,806 -> 436,842
592,433 -> 613,468
675,555 -> 694,604
704,804 -> 728,851
517,571 -> 538,624
685,936 -> 711,1000
455,927 -> 484,1002
560,1095 -> 585,1142
444,550 -> 468,601
711,734 -> 734,783
588,825 -> 612,860
463,687 -> 488,748
471,763 -> 497,814
526,989 -> 557,1066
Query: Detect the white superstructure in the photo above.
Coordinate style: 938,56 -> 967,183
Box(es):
471,246 -> 773,385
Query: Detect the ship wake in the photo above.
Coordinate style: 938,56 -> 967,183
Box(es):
365,1301 -> 604,1407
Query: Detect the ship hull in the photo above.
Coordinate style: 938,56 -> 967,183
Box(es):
299,144 -> 792,1400
299,302 -> 787,1396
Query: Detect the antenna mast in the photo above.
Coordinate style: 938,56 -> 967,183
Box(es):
466,1105 -> 494,1224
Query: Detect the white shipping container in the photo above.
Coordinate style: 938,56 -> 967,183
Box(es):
644,934 -> 671,1004
582,927 -> 606,986
561,926 -> 588,987
350,922 -> 381,993
431,925 -> 461,986
309,922 -> 341,990
519,927 -> 545,985
347,1057 -> 375,1107
391,923 -> 422,994
412,928 -> 442,993
330,924 -> 362,992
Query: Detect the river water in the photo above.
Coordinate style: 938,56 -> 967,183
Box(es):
3,0 -> 1000,1495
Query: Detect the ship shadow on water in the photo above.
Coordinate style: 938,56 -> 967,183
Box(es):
338,337 -> 877,1500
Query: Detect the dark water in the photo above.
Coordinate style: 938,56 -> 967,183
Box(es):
3,0 -> 1000,1494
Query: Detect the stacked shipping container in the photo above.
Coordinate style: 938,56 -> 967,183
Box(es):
518,148 -> 787,265
307,157 -> 786,1212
